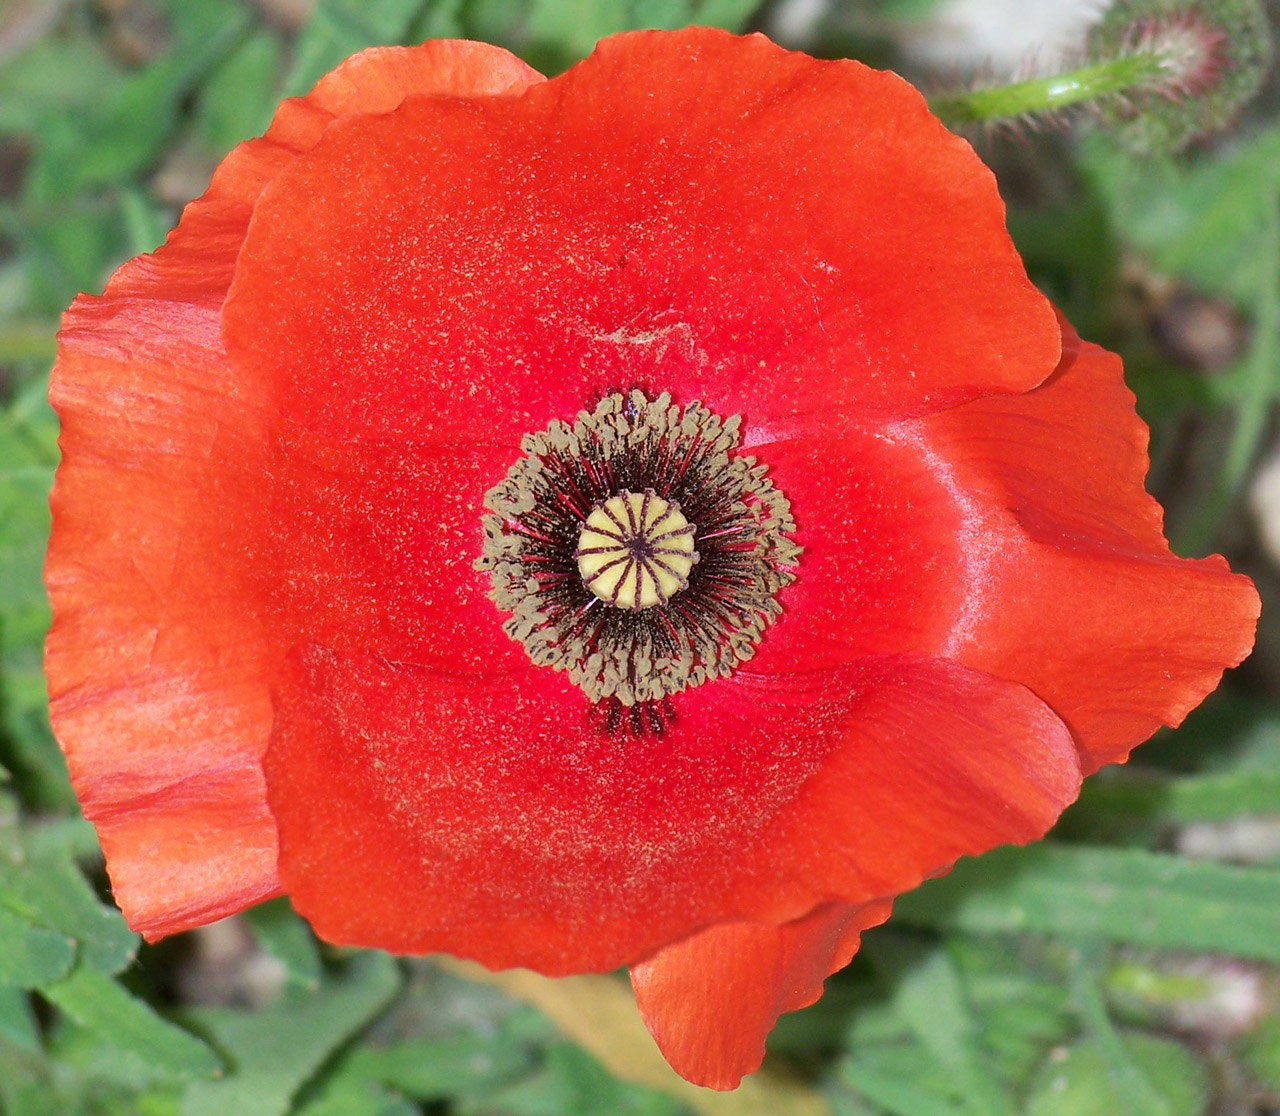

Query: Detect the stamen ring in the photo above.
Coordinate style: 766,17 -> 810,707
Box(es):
476,391 -> 799,707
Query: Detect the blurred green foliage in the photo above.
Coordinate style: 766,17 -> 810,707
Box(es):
1,2 -> 1279,1115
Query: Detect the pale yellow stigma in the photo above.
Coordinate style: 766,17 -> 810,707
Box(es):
576,490 -> 697,609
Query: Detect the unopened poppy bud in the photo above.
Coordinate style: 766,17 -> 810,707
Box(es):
1088,0 -> 1271,152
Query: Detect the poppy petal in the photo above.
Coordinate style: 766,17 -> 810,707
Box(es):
266,648 -> 1077,973
739,433 -> 971,672
630,899 -> 894,1090
222,28 -> 1057,453
253,430 -> 528,673
46,40 -> 544,940
106,41 -> 542,308
47,295 -> 279,938
961,544 -> 1257,772
914,324 -> 1260,770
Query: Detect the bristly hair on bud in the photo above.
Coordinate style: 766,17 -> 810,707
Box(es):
1088,0 -> 1272,153
926,0 -> 1270,149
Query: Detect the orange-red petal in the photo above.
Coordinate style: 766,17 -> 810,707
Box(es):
222,28 -> 1058,455
250,432 -> 529,673
265,649 -> 1077,973
912,324 -> 1260,770
630,900 -> 894,1090
46,40 -> 545,939
48,277 -> 279,939
741,433 -> 970,672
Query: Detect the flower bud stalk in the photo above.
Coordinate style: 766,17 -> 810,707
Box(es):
930,52 -> 1171,125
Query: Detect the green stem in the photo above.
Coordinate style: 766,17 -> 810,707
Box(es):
929,52 -> 1169,126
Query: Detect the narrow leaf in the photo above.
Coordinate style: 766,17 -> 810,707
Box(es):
294,1077 -> 420,1116
1073,765 -> 1280,823
0,906 -> 74,988
868,939 -> 1013,1116
284,0 -> 429,96
41,965 -> 222,1080
1066,942 -> 1172,1116
894,844 -> 1280,961
839,1059 -> 967,1116
341,1034 -> 535,1098
242,898 -> 322,991
0,848 -> 137,976
692,0 -> 761,30
180,952 -> 401,1116
0,985 -> 41,1051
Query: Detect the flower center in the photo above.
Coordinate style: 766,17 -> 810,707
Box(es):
476,391 -> 799,712
576,491 -> 697,609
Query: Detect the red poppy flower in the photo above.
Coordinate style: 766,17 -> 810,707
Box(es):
46,28 -> 1258,1090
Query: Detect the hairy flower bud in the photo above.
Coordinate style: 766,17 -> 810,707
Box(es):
1088,0 -> 1272,152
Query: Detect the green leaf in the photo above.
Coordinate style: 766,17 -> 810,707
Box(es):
0,906 -> 74,988
526,0 -> 628,65
628,0 -> 690,29
0,845 -> 137,976
1007,192 -> 1117,343
690,0 -> 761,29
472,1039 -> 685,1116
980,998 -> 1075,1086
0,376 -> 65,805
525,0 -> 758,70
839,1057 -> 968,1116
893,844 -> 1280,962
1147,696 -> 1280,774
293,1077 -> 419,1116
0,377 -> 57,624
1065,942 -> 1172,1116
24,1 -> 252,202
834,1029 -> 994,1114
409,0 -> 468,39
41,965 -> 222,1081
462,0 -> 533,48
868,939 -> 1013,1116
0,985 -> 41,1051
1162,186 -> 1279,556
769,979 -> 886,1052
1155,127 -> 1280,303
945,937 -> 1074,1087
193,29 -> 284,154
284,0 -> 431,96
0,197 -> 123,316
20,816 -> 103,864
1024,1033 -> 1209,1116
242,899 -> 322,991
0,1043 -> 52,1116
826,1092 -> 881,1116
0,322 -> 58,365
0,37 -> 124,135
340,1033 -> 536,1098
179,952 -> 401,1116
1237,1013 -> 1280,1091
119,188 -> 176,258
1079,125 -> 1280,305
1072,764 -> 1280,824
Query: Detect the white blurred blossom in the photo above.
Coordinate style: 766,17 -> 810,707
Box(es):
905,0 -> 1103,70
1249,447 -> 1280,567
